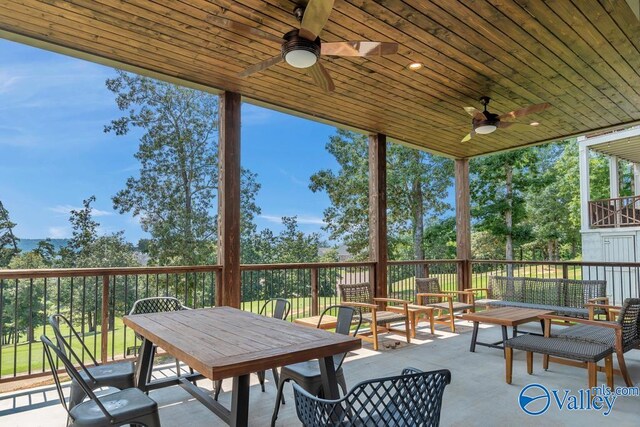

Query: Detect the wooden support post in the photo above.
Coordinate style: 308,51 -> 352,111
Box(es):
101,275 -> 109,364
455,159 -> 471,290
369,133 -> 387,299
218,92 -> 242,308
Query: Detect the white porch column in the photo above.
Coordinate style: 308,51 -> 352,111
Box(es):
609,156 -> 620,199
633,163 -> 640,196
579,144 -> 591,231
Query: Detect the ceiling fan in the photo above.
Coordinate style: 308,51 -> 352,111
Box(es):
208,0 -> 398,92
461,97 -> 551,142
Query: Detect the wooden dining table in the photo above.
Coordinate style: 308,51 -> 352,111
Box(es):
123,306 -> 361,427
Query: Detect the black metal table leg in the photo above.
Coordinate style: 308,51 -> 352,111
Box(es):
230,374 -> 251,427
470,321 -> 479,352
501,326 -> 508,358
318,356 -> 340,399
513,326 -> 518,338
135,338 -> 154,391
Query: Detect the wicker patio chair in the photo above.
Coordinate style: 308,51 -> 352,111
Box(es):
214,298 -> 291,401
41,335 -> 161,427
129,297 -> 194,387
48,314 -> 136,411
415,277 -> 475,333
542,297 -> 640,387
338,283 -> 411,351
292,367 -> 451,427
271,305 -> 362,426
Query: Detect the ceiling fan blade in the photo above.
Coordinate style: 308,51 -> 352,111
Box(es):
207,15 -> 284,44
498,121 -> 540,130
498,102 -> 551,121
463,106 -> 485,121
238,55 -> 283,77
308,62 -> 335,92
461,131 -> 475,143
321,41 -> 398,57
299,0 -> 335,40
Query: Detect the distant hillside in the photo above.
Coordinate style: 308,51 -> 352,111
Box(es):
16,239 -> 69,253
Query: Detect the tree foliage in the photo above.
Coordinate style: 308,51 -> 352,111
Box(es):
310,130 -> 453,261
0,201 -> 20,267
105,71 -> 260,265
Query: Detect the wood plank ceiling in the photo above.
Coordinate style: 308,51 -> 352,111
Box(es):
0,0 -> 639,158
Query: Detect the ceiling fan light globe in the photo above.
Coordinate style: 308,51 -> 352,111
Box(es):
475,124 -> 497,134
284,50 -> 318,68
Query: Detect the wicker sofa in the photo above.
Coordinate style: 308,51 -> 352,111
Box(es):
475,276 -> 608,319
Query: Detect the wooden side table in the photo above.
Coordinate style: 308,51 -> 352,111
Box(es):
406,305 -> 435,337
294,314 -> 338,330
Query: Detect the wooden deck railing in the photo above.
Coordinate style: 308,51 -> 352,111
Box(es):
589,195 -> 640,228
2,258 -> 639,384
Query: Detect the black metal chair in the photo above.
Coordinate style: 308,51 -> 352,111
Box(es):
49,314 -> 135,410
214,298 -> 291,400
293,367 -> 451,427
271,305 -> 362,427
129,297 -> 192,386
41,335 -> 161,427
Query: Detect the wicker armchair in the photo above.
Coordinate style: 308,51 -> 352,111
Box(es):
338,283 -> 411,351
415,278 -> 476,333
292,367 -> 451,427
542,297 -> 640,387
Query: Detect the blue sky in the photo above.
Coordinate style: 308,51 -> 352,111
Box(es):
0,39 -> 338,243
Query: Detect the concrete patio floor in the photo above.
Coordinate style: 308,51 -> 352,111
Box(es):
0,319 -> 638,426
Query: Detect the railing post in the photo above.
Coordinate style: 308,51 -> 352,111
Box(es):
101,275 -> 109,364
424,263 -> 430,278
215,268 -> 223,307
310,267 -> 319,316
562,264 -> 569,280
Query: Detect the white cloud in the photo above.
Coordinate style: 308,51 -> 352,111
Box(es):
242,104 -> 279,126
49,204 -> 113,217
48,226 -> 70,238
0,73 -> 21,93
278,168 -> 307,187
259,214 -> 325,225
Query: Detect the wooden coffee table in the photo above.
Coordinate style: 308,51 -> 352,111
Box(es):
461,307 -> 554,353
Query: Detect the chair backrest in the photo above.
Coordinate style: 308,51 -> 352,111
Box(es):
415,277 -> 441,304
129,296 -> 186,315
259,298 -> 291,320
617,298 -> 640,350
319,305 -> 363,371
48,314 -> 100,385
41,335 -> 113,421
338,283 -> 373,313
293,367 -> 451,426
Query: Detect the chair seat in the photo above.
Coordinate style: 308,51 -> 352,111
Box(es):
426,301 -> 473,312
506,335 -> 613,362
554,324 -> 616,348
361,311 -> 407,325
282,360 -> 344,383
69,387 -> 158,427
81,361 -> 136,389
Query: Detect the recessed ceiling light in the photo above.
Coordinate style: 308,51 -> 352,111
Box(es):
408,62 -> 423,71
530,121 -> 540,126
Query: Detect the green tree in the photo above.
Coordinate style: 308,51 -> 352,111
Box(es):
470,149 -> 542,266
105,71 -> 260,266
310,130 -> 453,269
0,201 -> 20,267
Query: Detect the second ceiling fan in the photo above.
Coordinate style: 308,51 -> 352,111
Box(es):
209,0 -> 398,92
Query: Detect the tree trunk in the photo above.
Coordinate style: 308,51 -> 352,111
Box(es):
412,173 -> 425,278
88,311 -> 95,333
505,163 -> 514,276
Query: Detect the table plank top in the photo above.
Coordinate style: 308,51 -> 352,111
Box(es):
461,307 -> 555,326
293,315 -> 338,329
123,307 -> 361,380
